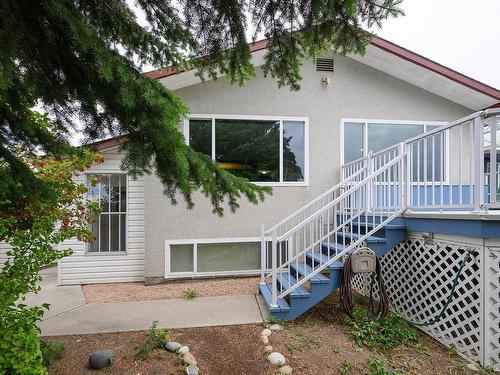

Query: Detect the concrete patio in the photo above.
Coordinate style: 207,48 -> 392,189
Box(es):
27,267 -> 269,336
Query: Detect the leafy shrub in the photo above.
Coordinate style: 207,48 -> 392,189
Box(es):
182,288 -> 199,299
0,147 -> 100,374
40,340 -> 65,366
339,360 -> 353,375
367,355 -> 403,375
347,308 -> 417,350
134,320 -> 171,361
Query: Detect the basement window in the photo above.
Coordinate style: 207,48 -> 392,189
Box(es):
165,238 -> 264,277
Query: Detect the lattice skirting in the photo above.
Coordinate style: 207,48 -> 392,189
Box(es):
352,234 -> 499,370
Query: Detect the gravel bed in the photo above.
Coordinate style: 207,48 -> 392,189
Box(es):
82,276 -> 260,303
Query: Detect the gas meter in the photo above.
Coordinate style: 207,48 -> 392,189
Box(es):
350,247 -> 376,273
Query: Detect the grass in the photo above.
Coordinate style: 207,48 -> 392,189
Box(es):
339,360 -> 353,375
346,308 -> 417,350
134,320 -> 171,361
367,355 -> 404,375
285,332 -> 322,354
267,315 -> 286,327
182,288 -> 199,299
40,340 -> 65,366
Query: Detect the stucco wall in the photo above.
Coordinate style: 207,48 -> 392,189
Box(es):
144,54 -> 471,279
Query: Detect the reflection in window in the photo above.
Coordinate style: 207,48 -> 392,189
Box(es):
283,121 -> 305,181
187,117 -> 307,183
87,174 -> 127,252
216,119 -> 280,182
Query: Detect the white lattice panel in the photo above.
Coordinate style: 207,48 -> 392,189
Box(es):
353,237 -> 484,364
485,249 -> 500,369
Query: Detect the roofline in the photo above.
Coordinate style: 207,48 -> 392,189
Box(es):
370,36 -> 500,101
144,36 -> 500,101
83,135 -> 126,151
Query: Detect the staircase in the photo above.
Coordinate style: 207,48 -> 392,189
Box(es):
258,109 -> 500,320
259,149 -> 407,320
259,216 -> 406,320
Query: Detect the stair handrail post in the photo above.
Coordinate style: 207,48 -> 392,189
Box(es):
488,116 -> 497,207
473,115 -> 485,212
271,228 -> 278,308
260,224 -> 266,285
366,150 -> 374,211
398,142 -> 407,210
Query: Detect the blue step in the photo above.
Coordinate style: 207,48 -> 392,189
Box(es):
276,273 -> 311,298
306,252 -> 344,269
290,263 -> 330,284
259,283 -> 290,313
335,232 -> 386,243
352,221 -> 406,230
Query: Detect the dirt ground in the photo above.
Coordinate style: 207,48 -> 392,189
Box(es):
46,295 -> 486,375
82,277 -> 260,303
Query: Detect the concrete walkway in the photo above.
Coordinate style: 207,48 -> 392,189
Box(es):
28,267 -> 269,337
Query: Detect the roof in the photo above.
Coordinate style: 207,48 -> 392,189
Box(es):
145,36 -> 500,110
94,36 -> 500,151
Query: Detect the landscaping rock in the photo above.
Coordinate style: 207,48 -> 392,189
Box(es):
261,328 -> 272,337
88,350 -> 115,369
278,365 -> 293,374
185,364 -> 200,375
269,324 -> 284,331
264,345 -> 273,353
177,346 -> 190,355
466,363 -> 479,372
165,341 -> 182,352
260,335 -> 269,344
268,352 -> 286,366
183,352 -> 197,366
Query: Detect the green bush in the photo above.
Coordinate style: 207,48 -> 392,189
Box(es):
182,288 -> 199,299
347,308 -> 417,350
0,149 -> 99,374
134,320 -> 171,361
40,340 -> 65,366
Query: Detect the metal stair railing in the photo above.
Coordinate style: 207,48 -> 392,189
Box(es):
261,109 -> 500,308
266,153 -> 405,307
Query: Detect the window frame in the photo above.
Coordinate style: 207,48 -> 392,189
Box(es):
165,237 -> 265,278
184,114 -> 309,186
340,118 -> 450,184
85,172 -> 128,254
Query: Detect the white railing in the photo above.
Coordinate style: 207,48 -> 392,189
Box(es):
261,109 -> 500,308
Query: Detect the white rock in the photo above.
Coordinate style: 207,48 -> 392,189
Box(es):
177,346 -> 189,355
268,352 -> 286,366
466,363 -> 479,372
261,328 -> 272,337
269,324 -> 284,331
264,345 -> 273,353
278,365 -> 293,375
261,335 -> 269,344
183,352 -> 197,366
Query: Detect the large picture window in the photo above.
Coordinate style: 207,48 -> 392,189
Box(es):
87,174 -> 127,252
342,120 -> 447,182
185,116 -> 308,184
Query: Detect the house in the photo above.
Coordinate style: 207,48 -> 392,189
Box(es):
2,36 -> 500,369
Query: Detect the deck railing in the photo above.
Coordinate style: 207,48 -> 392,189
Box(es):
262,109 -> 500,308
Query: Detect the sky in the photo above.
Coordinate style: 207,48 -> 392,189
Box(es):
373,0 -> 500,89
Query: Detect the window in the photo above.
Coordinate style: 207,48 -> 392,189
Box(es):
166,238 -> 263,276
342,120 -> 447,182
185,116 -> 308,184
87,174 -> 127,252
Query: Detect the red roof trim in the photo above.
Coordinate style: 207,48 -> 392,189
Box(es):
144,36 -> 500,101
84,135 -> 125,151
370,37 -> 500,101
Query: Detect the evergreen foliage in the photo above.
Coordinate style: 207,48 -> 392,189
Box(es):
0,0 -> 403,216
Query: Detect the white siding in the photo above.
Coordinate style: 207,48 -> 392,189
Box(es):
0,242 -> 11,267
59,148 -> 146,285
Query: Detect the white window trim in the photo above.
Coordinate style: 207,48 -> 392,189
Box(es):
340,118 -> 450,184
84,172 -> 128,255
164,237 -> 264,278
184,114 -> 310,187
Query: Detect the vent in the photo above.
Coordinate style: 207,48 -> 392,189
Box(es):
316,58 -> 334,72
